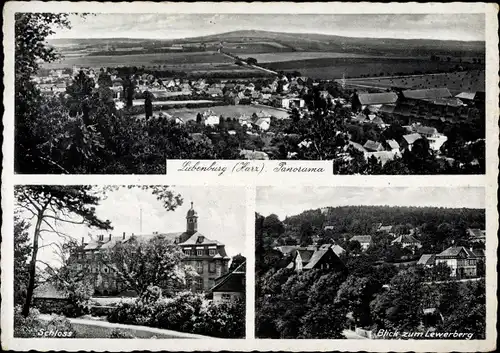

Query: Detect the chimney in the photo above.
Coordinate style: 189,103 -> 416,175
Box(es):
109,234 -> 112,241
122,232 -> 126,240
82,237 -> 84,245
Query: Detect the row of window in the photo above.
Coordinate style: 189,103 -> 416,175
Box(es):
183,248 -> 217,256
194,261 -> 221,274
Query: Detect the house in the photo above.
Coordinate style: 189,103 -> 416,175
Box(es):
414,125 -> 438,138
467,228 -> 486,243
455,92 -> 476,104
280,97 -> 305,110
391,234 -> 422,249
378,225 -> 393,233
354,92 -> 399,112
69,202 -> 230,295
363,140 -> 384,152
386,139 -> 400,152
211,261 -> 245,303
401,88 -> 452,101
239,150 -> 269,160
254,117 -> 271,131
365,151 -> 401,166
32,282 -> 70,314
349,235 -> 373,251
206,87 -> 223,97
286,246 -> 345,273
417,254 -> 436,267
435,246 -> 478,277
427,134 -> 448,152
319,243 -> 346,257
401,133 -> 422,151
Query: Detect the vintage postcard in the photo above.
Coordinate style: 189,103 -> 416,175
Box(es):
1,1 -> 498,352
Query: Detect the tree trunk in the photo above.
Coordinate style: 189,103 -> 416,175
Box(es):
22,212 -> 43,317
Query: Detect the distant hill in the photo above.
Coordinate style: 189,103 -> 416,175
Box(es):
48,30 -> 485,58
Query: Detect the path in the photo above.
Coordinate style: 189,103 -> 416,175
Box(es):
221,51 -> 279,76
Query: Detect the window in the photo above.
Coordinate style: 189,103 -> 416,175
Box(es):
209,262 -> 216,273
221,293 -> 231,300
216,266 -> 222,277
197,249 -> 204,256
196,277 -> 203,290
103,267 -> 109,273
183,249 -> 191,256
197,261 -> 204,273
209,249 -> 216,256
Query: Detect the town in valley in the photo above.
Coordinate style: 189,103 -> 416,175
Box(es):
16,13 -> 486,174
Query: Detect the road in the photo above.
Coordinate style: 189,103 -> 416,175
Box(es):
221,51 -> 279,76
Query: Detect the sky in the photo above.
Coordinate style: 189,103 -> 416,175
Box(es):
256,186 -> 486,220
48,13 -> 485,41
27,186 -> 247,267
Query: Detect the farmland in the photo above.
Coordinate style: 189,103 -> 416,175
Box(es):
41,51 -> 267,77
132,104 -> 291,121
260,57 -> 482,80
341,70 -> 485,95
247,52 -> 425,63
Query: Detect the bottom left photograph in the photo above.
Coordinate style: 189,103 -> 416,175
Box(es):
12,185 -> 247,339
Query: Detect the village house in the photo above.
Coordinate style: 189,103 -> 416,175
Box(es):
417,254 -> 436,268
286,246 -> 345,273
211,261 -> 246,303
352,92 -> 399,113
363,140 -> 384,152
254,117 -> 271,131
279,97 -> 305,110
239,149 -> 269,160
434,246 -> 479,277
69,203 -> 230,295
349,235 -> 373,251
401,133 -> 423,151
386,139 -> 401,152
391,234 -> 422,249
467,228 -> 486,243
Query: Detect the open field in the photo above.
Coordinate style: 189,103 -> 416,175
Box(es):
133,104 -> 290,121
261,57 -> 482,80
42,51 -> 239,69
248,52 -> 426,63
341,70 -> 485,94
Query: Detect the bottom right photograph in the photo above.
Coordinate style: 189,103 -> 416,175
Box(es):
255,186 -> 486,340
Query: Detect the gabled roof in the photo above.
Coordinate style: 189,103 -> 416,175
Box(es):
386,139 -> 400,150
415,126 -> 438,136
417,254 -> 435,266
210,261 -> 245,293
303,250 -> 328,269
358,92 -> 398,105
403,133 -> 422,145
363,140 -> 383,152
392,234 -> 421,244
437,246 -> 477,258
402,88 -> 452,100
350,235 -> 372,244
455,92 -> 476,100
467,228 -> 485,238
274,245 -> 299,254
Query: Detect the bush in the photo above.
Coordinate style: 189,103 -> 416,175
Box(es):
193,298 -> 245,338
109,328 -> 135,338
153,292 -> 205,332
14,306 -> 76,338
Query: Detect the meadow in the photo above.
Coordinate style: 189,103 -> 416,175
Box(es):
342,70 -> 485,95
261,57 -> 476,80
248,52 -> 424,63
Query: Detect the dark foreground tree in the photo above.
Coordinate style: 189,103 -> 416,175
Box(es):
15,185 -> 112,316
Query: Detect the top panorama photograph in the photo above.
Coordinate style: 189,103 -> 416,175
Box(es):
15,13 -> 485,174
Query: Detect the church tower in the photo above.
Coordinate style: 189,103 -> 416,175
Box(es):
186,202 -> 198,235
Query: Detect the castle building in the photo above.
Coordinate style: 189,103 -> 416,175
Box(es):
70,202 -> 230,296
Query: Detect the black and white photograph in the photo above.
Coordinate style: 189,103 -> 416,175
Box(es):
14,11 -> 485,174
13,185 -> 246,339
255,186 -> 486,339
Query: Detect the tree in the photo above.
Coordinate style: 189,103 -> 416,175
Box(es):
246,57 -> 258,65
15,13 -> 71,173
144,90 -> 153,119
14,185 -> 112,316
229,254 -> 246,272
336,276 -> 375,327
299,221 -> 314,246
262,214 -> 285,237
14,215 -> 32,306
100,234 -> 197,297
